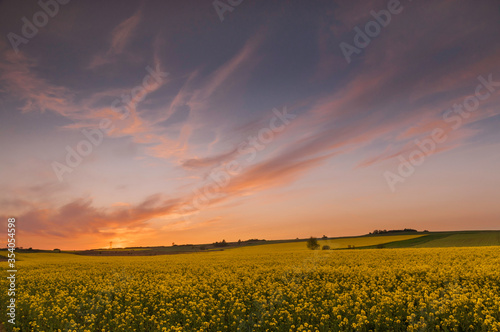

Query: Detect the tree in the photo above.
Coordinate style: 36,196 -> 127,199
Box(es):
213,239 -> 228,247
306,237 -> 320,250
322,245 -> 330,250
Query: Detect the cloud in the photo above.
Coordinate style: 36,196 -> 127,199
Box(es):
0,51 -> 77,117
88,8 -> 142,69
124,32 -> 265,162
4,194 -> 182,239
190,32 -> 263,104
181,148 -> 239,170
0,42 -> 170,157
1,21 -> 266,168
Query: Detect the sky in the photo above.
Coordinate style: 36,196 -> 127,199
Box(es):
0,0 -> 499,250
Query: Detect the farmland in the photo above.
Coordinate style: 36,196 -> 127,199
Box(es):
1,236 -> 500,331
363,231 -> 500,249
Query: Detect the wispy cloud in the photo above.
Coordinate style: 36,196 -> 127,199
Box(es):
88,8 -> 142,69
182,148 -> 239,170
0,50 -> 76,117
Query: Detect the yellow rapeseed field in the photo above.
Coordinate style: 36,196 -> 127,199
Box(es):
1,244 -> 500,331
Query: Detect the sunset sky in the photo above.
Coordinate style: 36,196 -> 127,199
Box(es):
1,0 -> 499,250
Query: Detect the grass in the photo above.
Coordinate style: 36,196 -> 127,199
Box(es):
414,231 -> 500,247
361,233 -> 448,249
360,231 -> 500,249
318,234 -> 427,249
230,234 -> 427,253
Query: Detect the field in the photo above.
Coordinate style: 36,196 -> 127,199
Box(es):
365,231 -> 500,249
414,231 -> 500,248
233,234 -> 426,253
1,237 -> 500,331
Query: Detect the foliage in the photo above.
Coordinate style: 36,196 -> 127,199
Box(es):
306,236 -> 320,250
213,239 -> 228,247
370,228 -> 418,235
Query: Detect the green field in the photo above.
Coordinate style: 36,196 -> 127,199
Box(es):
415,231 -> 500,247
318,234 -> 428,249
239,231 -> 500,252
363,231 -> 500,249
230,234 -> 425,253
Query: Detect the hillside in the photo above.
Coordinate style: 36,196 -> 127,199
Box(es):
361,231 -> 500,249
